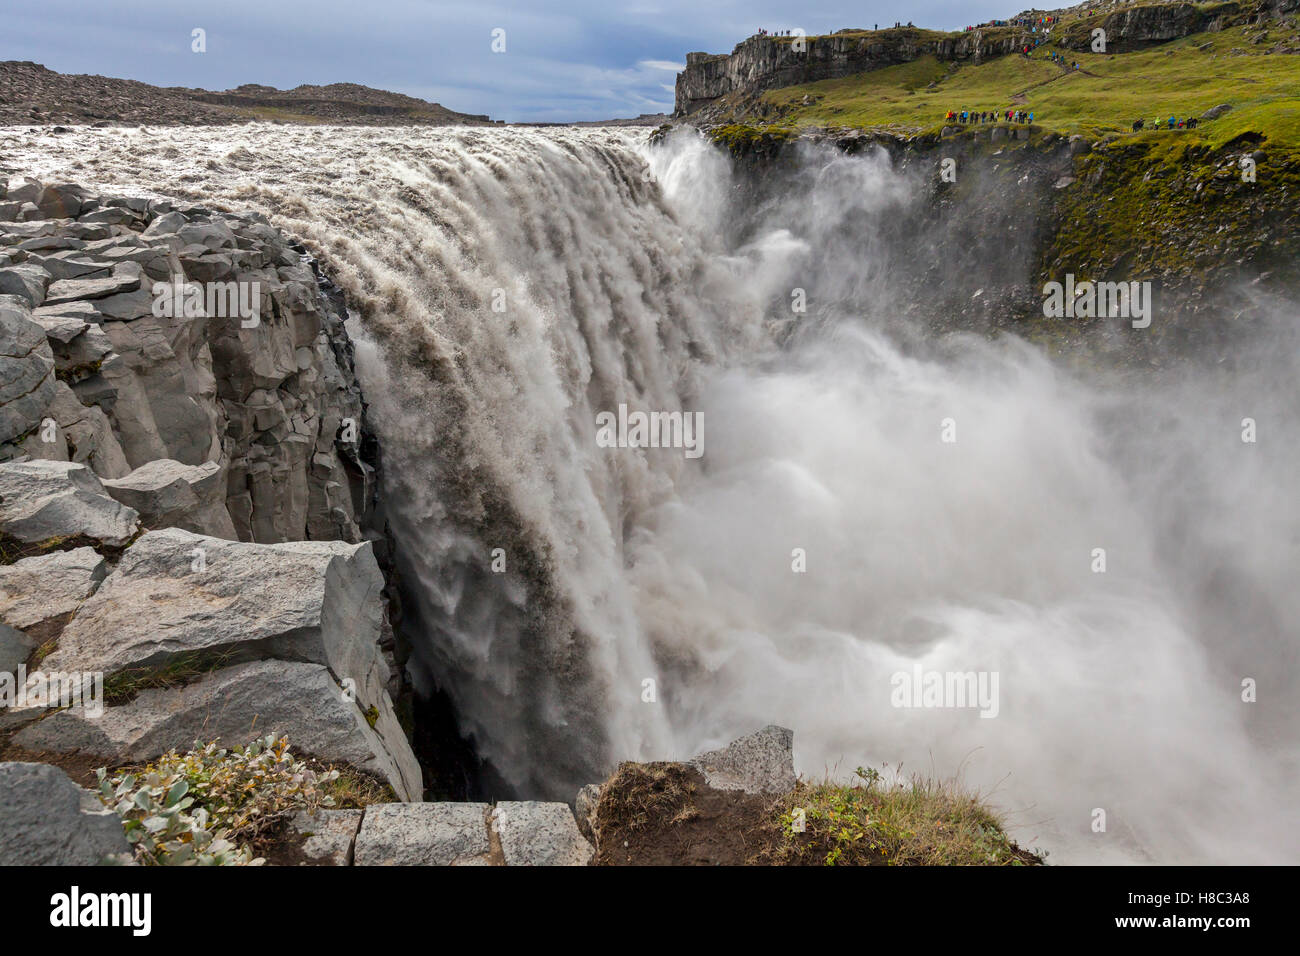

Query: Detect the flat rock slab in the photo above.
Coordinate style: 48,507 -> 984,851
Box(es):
0,545 -> 105,634
0,459 -> 139,547
492,801 -> 593,866
689,725 -> 797,794
0,761 -> 130,865
13,658 -> 422,802
354,803 -> 493,866
42,527 -> 384,699
43,264 -> 143,305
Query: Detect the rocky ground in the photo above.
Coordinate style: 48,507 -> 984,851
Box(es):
0,61 -> 496,127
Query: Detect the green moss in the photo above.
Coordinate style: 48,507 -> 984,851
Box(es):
1044,136 -> 1300,288
707,123 -> 797,156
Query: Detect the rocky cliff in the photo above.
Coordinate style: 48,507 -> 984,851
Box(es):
0,177 -> 421,800
674,2 -> 1264,116
685,121 -> 1299,362
676,29 -> 1028,116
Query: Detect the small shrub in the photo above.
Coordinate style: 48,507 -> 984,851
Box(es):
97,734 -> 341,865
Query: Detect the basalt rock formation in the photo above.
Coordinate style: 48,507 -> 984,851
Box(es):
0,176 -> 421,801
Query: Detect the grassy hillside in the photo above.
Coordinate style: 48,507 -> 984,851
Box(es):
752,21 -> 1300,146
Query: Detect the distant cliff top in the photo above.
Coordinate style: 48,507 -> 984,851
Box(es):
675,0 -> 1295,120
673,0 -> 1300,148
0,61 -> 497,127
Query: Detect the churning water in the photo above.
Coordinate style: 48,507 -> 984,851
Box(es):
6,124 -> 1296,863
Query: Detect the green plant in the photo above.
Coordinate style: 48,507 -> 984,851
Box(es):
776,766 -> 1044,866
97,734 -> 342,865
97,767 -> 255,866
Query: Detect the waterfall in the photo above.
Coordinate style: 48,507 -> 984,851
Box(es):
8,124 -> 1296,863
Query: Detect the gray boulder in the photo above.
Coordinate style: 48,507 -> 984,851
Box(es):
101,458 -> 236,537
0,459 -> 139,547
43,529 -> 390,711
0,264 -> 52,307
5,178 -> 44,206
354,803 -> 492,866
0,762 -> 131,865
689,724 -> 797,794
35,183 -> 86,220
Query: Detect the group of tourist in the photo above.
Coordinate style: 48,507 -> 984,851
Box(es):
1047,51 -> 1081,69
944,108 -> 1034,124
1132,116 -> 1200,131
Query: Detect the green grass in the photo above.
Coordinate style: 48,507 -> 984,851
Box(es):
774,766 -> 1043,866
751,23 -> 1300,146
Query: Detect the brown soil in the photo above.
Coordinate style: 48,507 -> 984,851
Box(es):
592,761 -> 789,865
0,742 -> 117,788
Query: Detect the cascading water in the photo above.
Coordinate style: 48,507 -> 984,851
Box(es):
7,123 -> 1295,864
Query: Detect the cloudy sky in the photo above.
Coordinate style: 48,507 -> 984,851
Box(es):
6,1 -> 1006,122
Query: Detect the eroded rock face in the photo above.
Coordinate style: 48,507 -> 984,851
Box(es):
0,762 -> 131,865
674,5 -> 1228,116
676,29 -> 1047,116
0,176 -> 374,545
